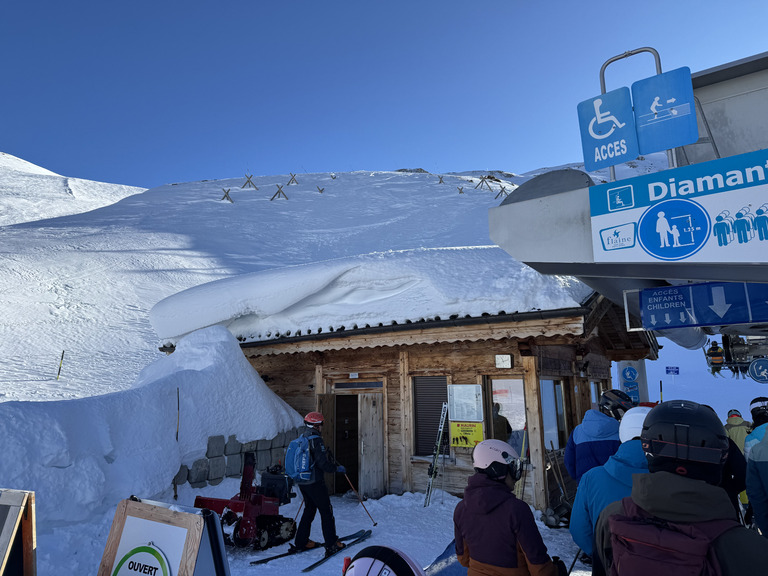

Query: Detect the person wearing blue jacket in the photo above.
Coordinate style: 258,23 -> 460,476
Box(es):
745,397 -> 768,459
746,397 -> 768,537
564,390 -> 632,483
569,407 -> 651,566
746,433 -> 768,537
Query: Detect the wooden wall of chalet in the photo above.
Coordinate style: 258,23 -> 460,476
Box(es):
244,330 -> 612,511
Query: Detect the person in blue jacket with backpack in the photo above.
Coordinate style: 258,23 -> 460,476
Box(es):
292,411 -> 347,555
568,406 -> 650,573
564,390 -> 632,483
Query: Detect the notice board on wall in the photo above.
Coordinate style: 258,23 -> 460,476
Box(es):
0,488 -> 36,576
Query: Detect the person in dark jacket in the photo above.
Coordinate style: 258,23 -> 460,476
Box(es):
569,406 -> 650,569
453,439 -> 566,576
594,400 -> 768,574
564,390 -> 632,483
721,436 -> 747,519
293,411 -> 347,554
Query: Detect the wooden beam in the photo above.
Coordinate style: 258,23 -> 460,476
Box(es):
522,355 -> 547,511
244,316 -> 585,357
399,349 -> 413,491
605,348 -> 653,362
583,295 -> 614,337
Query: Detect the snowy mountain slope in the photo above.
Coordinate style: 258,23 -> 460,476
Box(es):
0,165 -> 531,401
0,151 -> 145,226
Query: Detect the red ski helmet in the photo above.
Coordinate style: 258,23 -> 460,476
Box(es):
304,411 -> 324,426
342,545 -> 426,576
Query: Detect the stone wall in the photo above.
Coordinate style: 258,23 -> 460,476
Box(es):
174,427 -> 301,488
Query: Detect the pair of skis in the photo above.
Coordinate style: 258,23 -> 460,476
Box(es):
250,529 -> 372,572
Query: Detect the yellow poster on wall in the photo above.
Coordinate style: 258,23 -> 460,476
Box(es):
450,421 -> 484,447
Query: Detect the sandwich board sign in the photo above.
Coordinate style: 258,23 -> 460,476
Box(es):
99,498 -> 230,576
0,489 -> 36,576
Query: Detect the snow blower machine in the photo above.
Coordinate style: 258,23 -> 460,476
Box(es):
194,452 -> 297,550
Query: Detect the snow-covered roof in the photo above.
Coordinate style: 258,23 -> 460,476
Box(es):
150,246 -> 594,345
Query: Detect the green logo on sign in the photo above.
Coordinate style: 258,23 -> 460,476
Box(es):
112,545 -> 170,576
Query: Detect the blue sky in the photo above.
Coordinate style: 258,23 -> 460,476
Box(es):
2,1 -> 767,189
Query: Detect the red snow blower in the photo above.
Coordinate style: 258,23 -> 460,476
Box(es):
194,452 -> 297,550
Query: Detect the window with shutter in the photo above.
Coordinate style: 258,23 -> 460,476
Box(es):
413,376 -> 448,456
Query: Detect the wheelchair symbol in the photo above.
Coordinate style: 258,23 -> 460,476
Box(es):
588,98 -> 626,140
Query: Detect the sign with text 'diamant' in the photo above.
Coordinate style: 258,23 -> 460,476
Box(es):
590,148 -> 768,263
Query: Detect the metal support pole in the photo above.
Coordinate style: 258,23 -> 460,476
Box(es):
598,47 -> 675,181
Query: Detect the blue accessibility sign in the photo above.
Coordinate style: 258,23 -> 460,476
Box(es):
748,358 -> 768,384
577,87 -> 639,172
640,281 -> 768,330
631,67 -> 698,155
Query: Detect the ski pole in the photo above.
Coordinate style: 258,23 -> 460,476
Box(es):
293,496 -> 305,522
567,548 -> 581,575
550,441 -> 569,500
344,474 -> 377,526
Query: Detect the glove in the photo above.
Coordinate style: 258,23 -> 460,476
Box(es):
337,465 -> 346,474
551,556 -> 567,576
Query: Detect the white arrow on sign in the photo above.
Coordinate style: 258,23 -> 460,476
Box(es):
709,286 -> 732,318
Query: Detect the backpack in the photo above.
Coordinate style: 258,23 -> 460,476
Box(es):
285,432 -> 315,484
607,497 -> 739,576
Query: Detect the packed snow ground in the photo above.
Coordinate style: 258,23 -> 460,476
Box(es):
0,151 -> 759,575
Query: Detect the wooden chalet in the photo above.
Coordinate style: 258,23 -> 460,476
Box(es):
239,293 -> 657,511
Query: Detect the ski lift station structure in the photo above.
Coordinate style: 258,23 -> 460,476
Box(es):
490,50 -> 768,369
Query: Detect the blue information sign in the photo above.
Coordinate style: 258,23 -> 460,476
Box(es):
666,366 -> 679,375
640,282 -> 768,330
622,366 -> 638,382
589,148 -> 768,264
749,358 -> 768,384
631,67 -> 698,155
578,87 -> 639,172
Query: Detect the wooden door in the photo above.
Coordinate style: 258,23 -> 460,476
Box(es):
358,393 -> 385,499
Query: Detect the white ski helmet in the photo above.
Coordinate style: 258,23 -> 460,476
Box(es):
342,545 -> 426,576
619,406 -> 652,443
472,439 -> 521,480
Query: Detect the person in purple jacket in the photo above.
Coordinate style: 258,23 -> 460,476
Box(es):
564,390 -> 633,483
453,439 -> 566,576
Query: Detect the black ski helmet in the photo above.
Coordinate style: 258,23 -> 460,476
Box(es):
641,400 -> 729,485
750,397 -> 768,427
599,389 -> 634,420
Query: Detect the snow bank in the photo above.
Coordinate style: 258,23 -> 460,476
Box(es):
150,247 -> 593,344
0,326 -> 302,523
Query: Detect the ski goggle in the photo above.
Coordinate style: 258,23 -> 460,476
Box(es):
499,450 -> 523,481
